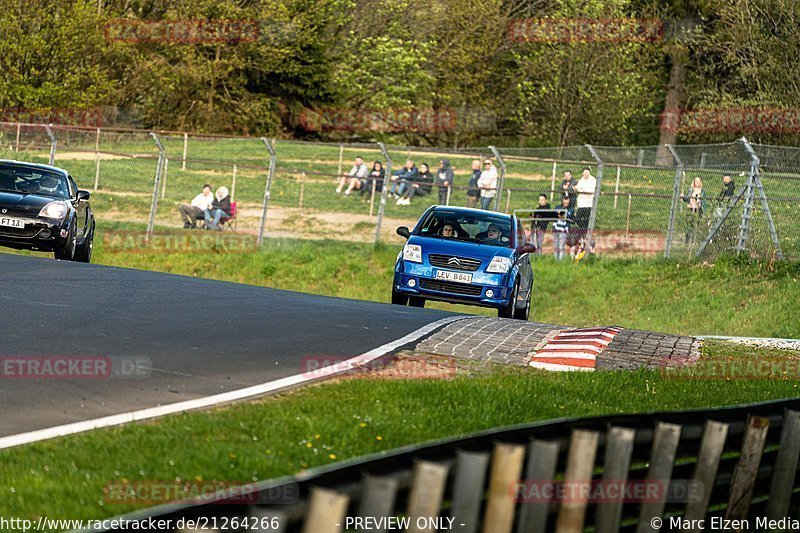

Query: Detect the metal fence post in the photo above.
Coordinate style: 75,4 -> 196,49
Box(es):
742,137 -> 783,260
374,142 -> 392,244
585,144 -> 604,248
258,137 -> 277,247
147,132 -> 166,241
735,142 -> 757,255
44,124 -> 56,165
664,145 -> 683,259
489,146 -> 505,211
93,127 -> 101,191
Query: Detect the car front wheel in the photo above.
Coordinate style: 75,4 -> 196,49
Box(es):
391,288 -> 408,305
54,224 -> 76,261
498,281 -> 518,319
513,288 -> 531,321
74,222 -> 94,263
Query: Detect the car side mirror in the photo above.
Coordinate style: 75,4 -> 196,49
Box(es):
518,243 -> 536,256
397,226 -> 411,239
77,190 -> 90,202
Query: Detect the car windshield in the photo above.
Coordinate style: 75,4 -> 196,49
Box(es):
417,209 -> 513,248
0,164 -> 71,199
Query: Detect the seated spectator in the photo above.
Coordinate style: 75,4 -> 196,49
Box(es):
397,162 -> 434,205
466,159 -> 481,208
478,158 -> 498,210
389,160 -> 418,198
552,207 -> 570,260
530,194 -> 551,254
436,159 -> 454,205
360,161 -> 385,198
179,184 -> 214,229
338,156 -> 369,195
204,186 -> 232,231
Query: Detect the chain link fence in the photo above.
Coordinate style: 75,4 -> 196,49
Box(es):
0,121 -> 796,261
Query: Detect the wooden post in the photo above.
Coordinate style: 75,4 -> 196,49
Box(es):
683,420 -> 729,528
406,461 -> 449,533
767,410 -> 800,521
161,158 -> 169,199
451,451 -> 491,533
637,422 -> 682,533
369,178 -> 376,217
231,164 -> 237,201
725,415 -> 770,520
596,427 -> 636,533
550,161 -> 557,203
505,189 -> 512,213
625,194 -> 632,243
358,474 -> 399,527
337,144 -> 344,177
516,439 -> 560,533
15,122 -> 20,152
93,127 -> 101,191
483,443 -> 526,533
299,172 -> 306,209
301,487 -> 348,533
446,185 -> 452,206
556,430 -> 600,533
181,132 -> 188,171
613,166 -> 621,209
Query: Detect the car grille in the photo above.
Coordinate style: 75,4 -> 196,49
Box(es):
428,254 -> 482,272
0,225 -> 40,238
419,279 -> 484,296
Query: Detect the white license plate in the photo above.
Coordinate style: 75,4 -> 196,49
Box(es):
435,270 -> 473,284
0,217 -> 25,229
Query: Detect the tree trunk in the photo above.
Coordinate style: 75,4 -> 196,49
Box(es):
656,46 -> 689,166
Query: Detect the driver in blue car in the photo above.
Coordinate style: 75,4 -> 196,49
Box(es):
484,223 -> 502,244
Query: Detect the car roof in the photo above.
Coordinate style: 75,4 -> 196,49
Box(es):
429,205 -> 514,220
0,159 -> 70,177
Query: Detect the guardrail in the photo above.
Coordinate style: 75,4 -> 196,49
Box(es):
82,398 -> 800,532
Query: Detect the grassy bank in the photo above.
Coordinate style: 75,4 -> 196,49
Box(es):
2,341 -> 799,522
86,230 -> 800,338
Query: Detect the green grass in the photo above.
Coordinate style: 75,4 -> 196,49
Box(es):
2,341 -> 800,523
86,233 -> 800,338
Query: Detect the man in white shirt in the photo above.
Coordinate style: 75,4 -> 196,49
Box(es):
178,184 -> 214,229
477,158 -> 498,210
336,156 -> 369,195
574,167 -> 597,254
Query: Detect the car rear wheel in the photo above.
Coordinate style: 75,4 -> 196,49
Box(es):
74,222 -> 94,263
391,288 -> 408,305
54,225 -> 76,261
498,281 -> 518,319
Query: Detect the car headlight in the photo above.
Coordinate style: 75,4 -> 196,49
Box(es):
486,256 -> 512,273
403,243 -> 422,263
39,201 -> 68,219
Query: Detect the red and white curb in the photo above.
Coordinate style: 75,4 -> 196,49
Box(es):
529,326 -> 623,371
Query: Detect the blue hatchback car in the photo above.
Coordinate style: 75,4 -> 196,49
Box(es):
393,206 -> 535,319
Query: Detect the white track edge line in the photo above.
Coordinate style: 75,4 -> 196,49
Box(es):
0,315 -> 466,451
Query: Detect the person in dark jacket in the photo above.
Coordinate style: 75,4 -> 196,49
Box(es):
530,194 -> 551,254
436,159 -> 455,205
717,174 -> 735,204
397,163 -> 434,205
560,170 -> 577,206
204,186 -> 232,230
466,159 -> 481,208
360,161 -> 385,198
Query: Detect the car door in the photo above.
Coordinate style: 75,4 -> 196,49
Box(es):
515,217 -> 533,296
68,175 -> 88,238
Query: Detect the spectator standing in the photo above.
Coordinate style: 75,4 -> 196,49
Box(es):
573,167 -> 596,255
478,158 -> 498,210
681,176 -> 707,244
204,186 -> 232,231
717,174 -> 735,205
337,156 -> 369,195
436,159 -> 454,205
397,162 -> 434,205
560,170 -> 577,206
530,194 -> 551,254
178,184 -> 214,229
466,159 -> 481,208
552,207 -> 570,260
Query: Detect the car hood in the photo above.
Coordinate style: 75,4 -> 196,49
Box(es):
408,235 -> 514,261
0,191 -> 64,215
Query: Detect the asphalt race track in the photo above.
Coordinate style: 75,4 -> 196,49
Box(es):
0,253 -> 456,437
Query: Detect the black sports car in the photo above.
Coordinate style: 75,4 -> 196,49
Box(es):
0,160 -> 95,262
